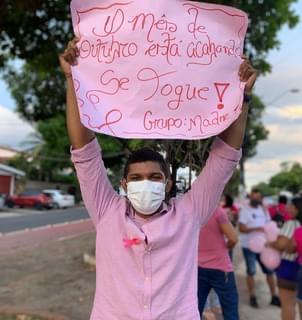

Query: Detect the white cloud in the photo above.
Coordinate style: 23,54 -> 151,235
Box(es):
245,118 -> 302,190
276,104 -> 302,119
265,122 -> 302,145
0,105 -> 35,149
255,67 -> 302,109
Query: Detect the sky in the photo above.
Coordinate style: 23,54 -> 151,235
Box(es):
0,1 -> 302,191
244,0 -> 302,190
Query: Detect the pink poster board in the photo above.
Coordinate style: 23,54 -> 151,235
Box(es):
70,0 -> 248,139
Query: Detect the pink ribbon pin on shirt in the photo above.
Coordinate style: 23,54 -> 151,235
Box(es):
123,238 -> 141,248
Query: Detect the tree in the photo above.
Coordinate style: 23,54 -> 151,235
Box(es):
155,139 -> 213,196
8,115 -> 73,181
0,0 -> 299,191
252,162 -> 302,195
269,162 -> 302,194
252,182 -> 277,197
239,95 -> 269,186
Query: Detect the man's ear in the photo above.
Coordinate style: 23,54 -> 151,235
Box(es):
120,178 -> 127,193
165,178 -> 173,194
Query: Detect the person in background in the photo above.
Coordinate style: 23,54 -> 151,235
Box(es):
221,193 -> 239,261
239,188 -> 280,308
269,195 -> 292,228
222,193 -> 239,227
286,197 -> 302,320
292,225 -> 302,320
198,207 -> 239,320
270,197 -> 302,320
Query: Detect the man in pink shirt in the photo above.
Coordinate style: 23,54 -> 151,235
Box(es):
59,38 -> 257,320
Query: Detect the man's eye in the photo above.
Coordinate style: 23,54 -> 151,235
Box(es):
130,177 -> 141,181
152,176 -> 163,181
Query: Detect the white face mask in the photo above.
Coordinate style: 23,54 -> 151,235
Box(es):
127,180 -> 166,215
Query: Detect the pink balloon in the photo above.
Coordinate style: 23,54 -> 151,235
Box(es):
264,221 -> 279,242
260,247 -> 281,269
248,234 -> 267,253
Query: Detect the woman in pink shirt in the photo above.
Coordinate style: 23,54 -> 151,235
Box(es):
198,207 -> 239,320
270,197 -> 302,320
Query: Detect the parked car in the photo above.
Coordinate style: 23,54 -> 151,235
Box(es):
6,190 -> 53,210
0,193 -> 5,210
43,189 -> 75,209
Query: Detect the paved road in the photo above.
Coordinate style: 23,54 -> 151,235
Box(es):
0,206 -> 89,234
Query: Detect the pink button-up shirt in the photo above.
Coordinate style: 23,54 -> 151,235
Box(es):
71,137 -> 241,320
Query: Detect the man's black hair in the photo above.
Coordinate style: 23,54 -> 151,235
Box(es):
278,195 -> 287,205
224,194 -> 234,208
123,148 -> 170,179
251,188 -> 261,194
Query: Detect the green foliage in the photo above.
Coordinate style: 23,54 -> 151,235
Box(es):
252,182 -> 277,196
243,95 -> 269,159
224,169 -> 241,196
34,115 -> 70,181
9,115 -> 72,182
4,64 -> 66,121
269,162 -> 302,194
253,162 -> 302,195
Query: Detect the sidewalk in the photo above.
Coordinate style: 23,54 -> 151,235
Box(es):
0,232 -> 281,319
234,249 -> 280,320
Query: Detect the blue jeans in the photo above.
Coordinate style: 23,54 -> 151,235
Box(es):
242,247 -> 274,276
198,267 -> 239,320
297,265 -> 302,301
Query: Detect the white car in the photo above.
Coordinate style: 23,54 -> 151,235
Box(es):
43,189 -> 75,209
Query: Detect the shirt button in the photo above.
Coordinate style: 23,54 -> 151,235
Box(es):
144,304 -> 148,309
145,277 -> 149,281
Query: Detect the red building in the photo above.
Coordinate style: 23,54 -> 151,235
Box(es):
0,163 -> 25,196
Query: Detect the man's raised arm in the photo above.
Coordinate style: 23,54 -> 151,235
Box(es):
177,58 -> 257,225
219,58 -> 257,150
59,38 -> 120,226
59,37 -> 95,149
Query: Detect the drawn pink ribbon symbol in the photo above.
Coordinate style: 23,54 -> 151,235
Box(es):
123,238 -> 141,248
